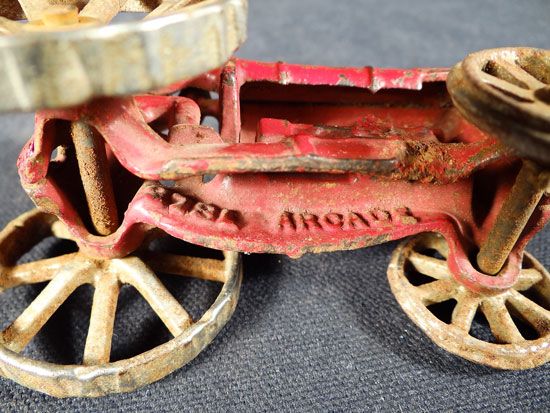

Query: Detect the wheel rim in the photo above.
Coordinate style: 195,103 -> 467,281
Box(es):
447,47 -> 550,166
388,232 -> 550,370
0,209 -> 242,397
0,0 -> 247,111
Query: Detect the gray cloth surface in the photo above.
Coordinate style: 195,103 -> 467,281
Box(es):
0,0 -> 549,411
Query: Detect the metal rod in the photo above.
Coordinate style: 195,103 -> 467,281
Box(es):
71,121 -> 119,236
477,160 -> 548,275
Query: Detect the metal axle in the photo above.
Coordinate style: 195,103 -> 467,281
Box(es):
71,121 -> 119,236
477,160 -> 549,275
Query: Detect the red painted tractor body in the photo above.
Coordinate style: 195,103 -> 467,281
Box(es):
17,59 -> 550,293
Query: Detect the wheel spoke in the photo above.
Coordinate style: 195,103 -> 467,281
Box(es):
532,278 -> 550,309
79,0 -> 127,24
479,72 -> 535,102
409,251 -> 450,280
0,16 -> 23,34
513,268 -> 544,291
83,272 -> 120,365
416,279 -> 457,304
50,220 -> 75,241
420,236 -> 449,258
1,260 -> 92,353
143,252 -> 227,283
146,0 -> 196,19
481,298 -> 524,344
451,295 -> 479,332
507,290 -> 550,335
495,59 -> 546,90
112,257 -> 192,337
1,253 -> 80,289
16,0 -> 49,21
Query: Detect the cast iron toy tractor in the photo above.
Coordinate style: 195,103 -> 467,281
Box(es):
0,0 -> 548,398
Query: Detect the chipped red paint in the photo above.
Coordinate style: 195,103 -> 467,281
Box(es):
17,59 -> 549,294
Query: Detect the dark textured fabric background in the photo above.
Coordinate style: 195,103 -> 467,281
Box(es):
0,0 -> 549,411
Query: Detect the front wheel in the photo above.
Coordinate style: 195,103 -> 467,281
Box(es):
388,232 -> 550,369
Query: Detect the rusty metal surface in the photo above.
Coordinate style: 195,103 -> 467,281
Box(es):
71,121 -> 119,236
476,160 -> 549,275
2,48 -> 550,396
16,61 -> 550,296
0,209 -> 242,397
0,0 -> 247,111
447,47 -> 550,167
447,48 -> 550,276
388,233 -> 550,369
18,61 -> 489,183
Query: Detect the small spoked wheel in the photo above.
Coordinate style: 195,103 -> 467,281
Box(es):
388,233 -> 550,369
0,0 -> 247,111
447,47 -> 550,166
0,210 -> 242,397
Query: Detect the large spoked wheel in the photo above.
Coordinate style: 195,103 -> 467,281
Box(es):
388,233 -> 550,370
0,210 -> 242,397
0,0 -> 247,111
447,47 -> 550,166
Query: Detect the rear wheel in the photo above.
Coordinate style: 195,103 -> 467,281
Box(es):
0,210 -> 242,397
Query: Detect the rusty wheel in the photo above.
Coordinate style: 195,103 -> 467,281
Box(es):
0,209 -> 242,397
447,47 -> 550,166
0,0 -> 247,111
388,233 -> 550,370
